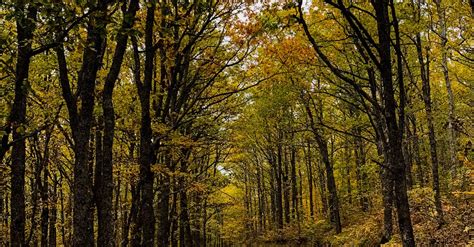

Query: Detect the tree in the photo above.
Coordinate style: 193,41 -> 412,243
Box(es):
295,0 -> 415,244
55,0 -> 109,245
96,0 -> 139,245
9,0 -> 37,245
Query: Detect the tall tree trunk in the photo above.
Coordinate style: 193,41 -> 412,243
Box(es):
179,155 -> 193,247
140,4 -> 156,246
317,138 -> 341,233
40,130 -> 52,247
131,2 -> 156,246
170,182 -> 178,247
59,179 -> 66,247
40,171 -> 49,247
434,0 -> 456,169
129,185 -> 140,247
157,176 -> 170,247
298,162 -> 304,224
179,190 -> 192,247
97,1 -> 139,246
28,142 -> 41,246
415,34 -> 444,225
10,1 -> 36,245
49,175 -> 57,247
296,0 -> 412,242
380,154 -> 393,244
276,144 -> 284,228
302,95 -> 341,233
55,0 -> 109,245
317,158 -> 328,217
283,146 -> 290,224
290,145 -> 298,221
269,154 -> 277,228
201,198 -> 207,247
255,157 -> 264,231
375,0 -> 415,245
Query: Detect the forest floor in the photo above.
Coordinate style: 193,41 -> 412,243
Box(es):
251,190 -> 473,246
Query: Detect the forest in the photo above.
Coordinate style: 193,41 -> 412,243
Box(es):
0,0 -> 473,246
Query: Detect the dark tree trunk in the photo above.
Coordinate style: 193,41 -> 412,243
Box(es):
296,0 -> 413,242
123,145 -> 136,247
97,1 -> 139,246
179,190 -> 193,247
375,0 -> 415,245
298,163 -> 304,223
283,146 -> 290,224
49,176 -> 57,247
317,138 -> 342,233
290,146 -> 298,221
276,144 -> 284,228
129,185 -> 140,247
201,199 -> 207,247
28,140 -> 41,246
40,175 -> 49,247
130,3 -> 156,246
269,155 -> 277,227
140,4 -> 156,246
157,176 -> 170,247
59,179 -> 66,247
170,183 -> 179,247
10,1 -> 37,245
317,158 -> 328,217
301,94 -> 341,233
40,130 -> 52,247
179,156 -> 193,247
55,0 -> 109,245
255,156 -> 265,231
380,157 -> 393,243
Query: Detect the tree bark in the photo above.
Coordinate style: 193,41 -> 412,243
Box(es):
55,0 -> 110,244
290,145 -> 298,221
49,175 -> 57,247
301,93 -> 341,233
375,0 -> 415,244
157,176 -> 170,247
276,143 -> 284,228
130,3 -> 156,246
97,1 -> 139,246
317,158 -> 328,218
40,130 -> 53,247
179,154 -> 193,247
415,33 -> 444,225
434,0 -> 456,168
283,146 -> 291,224
318,138 -> 342,233
10,1 -> 37,245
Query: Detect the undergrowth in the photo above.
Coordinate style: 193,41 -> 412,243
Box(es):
249,188 -> 473,246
